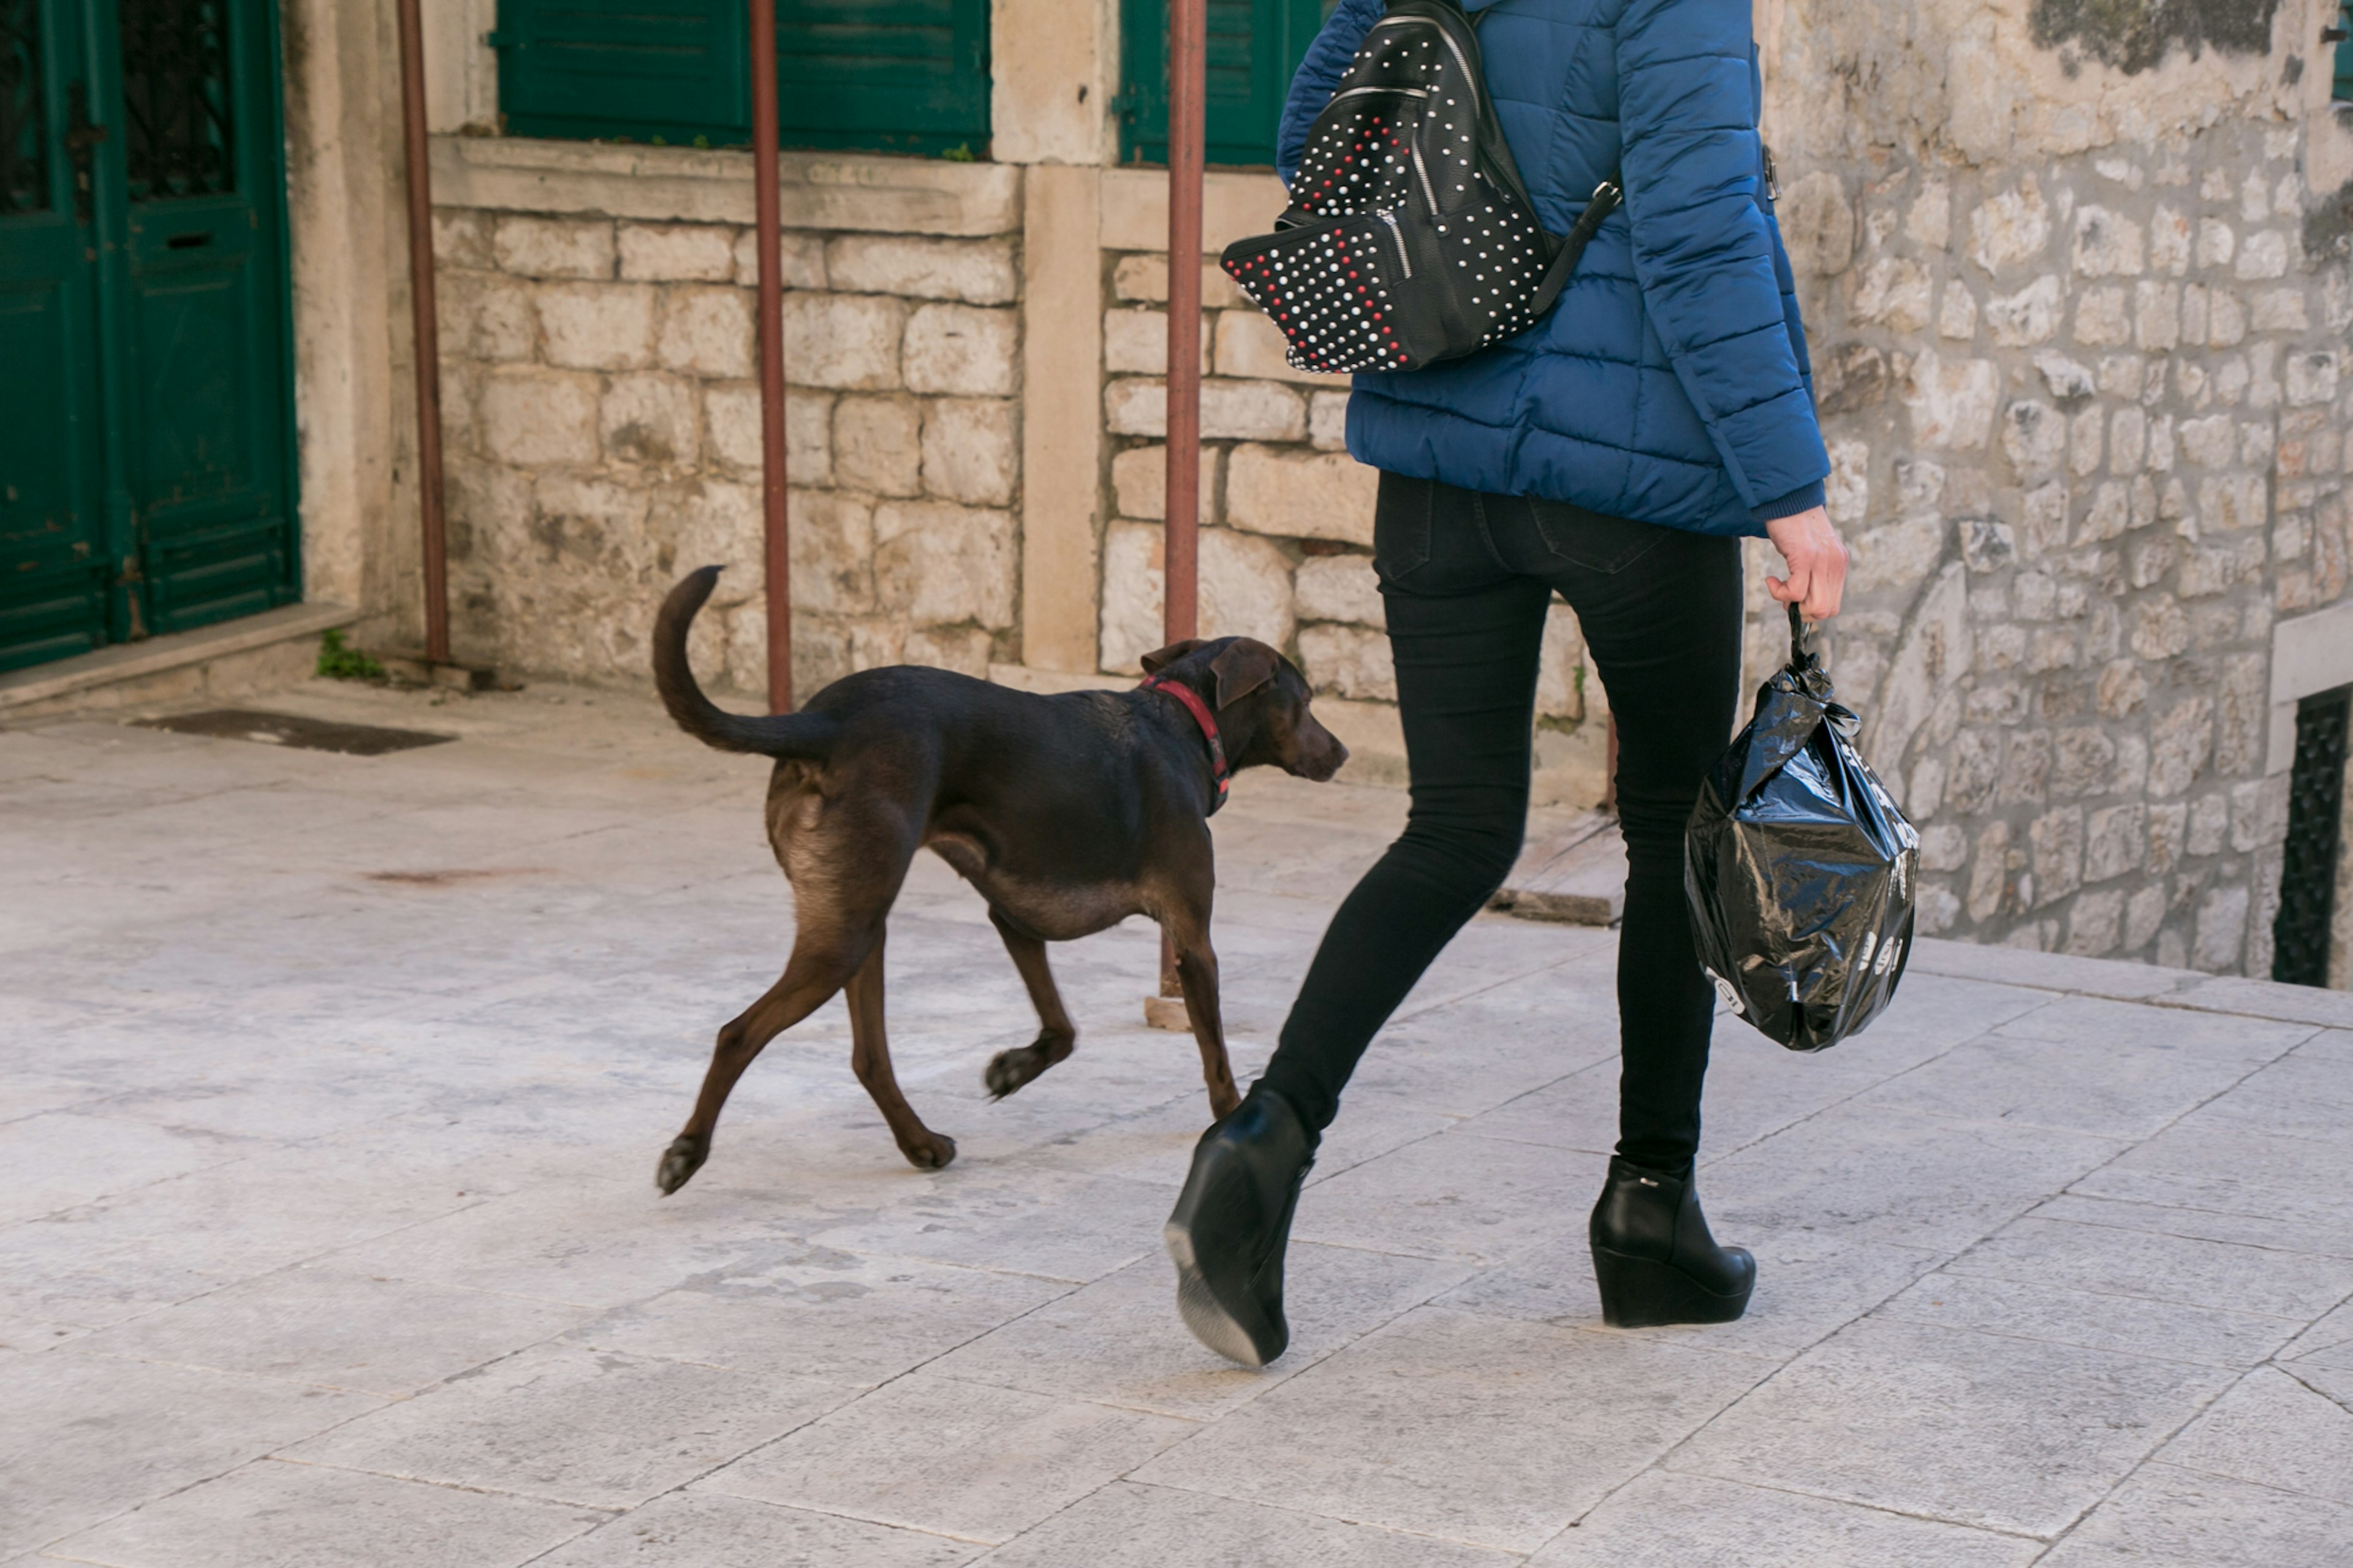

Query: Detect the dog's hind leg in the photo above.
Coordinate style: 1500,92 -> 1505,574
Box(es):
845,926 -> 957,1170
983,907 -> 1077,1099
1163,904 -> 1242,1121
656,933 -> 865,1195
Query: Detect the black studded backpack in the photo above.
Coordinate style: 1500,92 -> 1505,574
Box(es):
1220,0 -> 1621,375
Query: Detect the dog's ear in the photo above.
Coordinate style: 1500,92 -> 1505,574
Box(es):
1140,638 -> 1209,675
1209,639 -> 1281,709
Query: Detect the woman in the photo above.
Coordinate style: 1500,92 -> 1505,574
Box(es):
1164,0 -> 1849,1367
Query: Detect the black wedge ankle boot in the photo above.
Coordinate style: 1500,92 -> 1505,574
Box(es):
1589,1157 -> 1755,1328
1164,1086 -> 1314,1366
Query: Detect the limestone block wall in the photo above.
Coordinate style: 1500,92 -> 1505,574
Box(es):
1760,0 -> 2353,974
428,176 -> 1023,699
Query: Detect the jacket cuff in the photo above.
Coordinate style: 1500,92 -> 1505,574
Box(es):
1751,480 -> 1825,526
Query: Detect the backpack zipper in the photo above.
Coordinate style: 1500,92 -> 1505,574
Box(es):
1377,210 -> 1413,277
1410,144 -> 1439,213
1326,85 -> 1428,106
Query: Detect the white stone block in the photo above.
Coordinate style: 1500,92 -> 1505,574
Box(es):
832,395 -> 925,498
1534,601 -> 1584,719
2233,230 -> 2288,281
657,286 -> 755,379
825,235 -> 1016,304
1110,252 -> 1246,309
493,216 -> 614,279
2285,352 -> 2338,408
536,282 -> 656,371
1851,258 -> 1932,331
921,398 -> 1017,506
2071,206 -> 2143,277
1294,552 -> 1384,629
1098,520 -> 1164,673
1103,378 -> 1307,441
433,209 -> 494,269
731,229 -> 827,290
1200,526 -> 1297,650
783,292 -> 904,390
1298,623 -> 1395,700
902,303 -> 1017,396
1966,177 -> 2051,274
438,270 -> 537,362
1110,443 -> 1219,523
1309,390 -> 1351,450
1104,308 -> 1205,376
702,384 -> 831,483
599,374 -> 698,469
874,501 -> 1017,629
1215,309 -> 1347,387
1224,443 -> 1379,544
479,368 -> 601,466
784,488 -> 877,614
617,223 -> 737,282
1985,276 -> 2063,347
2072,286 -> 2131,347
1900,350 -> 2000,450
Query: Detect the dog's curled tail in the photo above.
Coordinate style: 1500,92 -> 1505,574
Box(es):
653,567 -> 839,760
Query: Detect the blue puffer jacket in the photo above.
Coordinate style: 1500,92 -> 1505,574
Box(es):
1278,0 -> 1828,536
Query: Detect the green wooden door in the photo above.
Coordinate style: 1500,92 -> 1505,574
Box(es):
0,0 -> 113,668
0,0 -> 297,673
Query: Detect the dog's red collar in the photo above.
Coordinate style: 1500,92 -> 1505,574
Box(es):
1140,674 -> 1230,815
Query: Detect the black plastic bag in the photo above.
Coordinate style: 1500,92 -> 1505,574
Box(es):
1685,605 -> 1920,1051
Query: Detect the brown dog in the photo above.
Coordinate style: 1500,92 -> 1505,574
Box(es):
649,566 -> 1349,1190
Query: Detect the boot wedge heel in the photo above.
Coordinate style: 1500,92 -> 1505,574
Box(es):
1591,1243 -> 1752,1328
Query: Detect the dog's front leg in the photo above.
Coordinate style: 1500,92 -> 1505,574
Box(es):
1164,909 -> 1241,1120
983,906 -> 1077,1099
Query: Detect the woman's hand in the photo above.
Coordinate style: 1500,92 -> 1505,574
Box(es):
1764,507 -> 1848,622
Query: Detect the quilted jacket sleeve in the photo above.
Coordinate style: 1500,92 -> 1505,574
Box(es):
1277,0 -> 1385,187
1618,0 -> 1827,520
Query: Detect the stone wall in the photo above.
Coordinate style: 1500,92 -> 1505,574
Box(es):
1762,0 -> 2353,974
430,194 -> 1023,699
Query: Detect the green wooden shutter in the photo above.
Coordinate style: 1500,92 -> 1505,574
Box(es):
2335,1 -> 2352,102
495,1 -> 752,144
1120,0 -> 1328,167
777,0 -> 990,154
494,0 -> 989,154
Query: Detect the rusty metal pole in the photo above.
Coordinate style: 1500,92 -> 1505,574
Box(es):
751,0 -> 793,713
393,0 -> 448,664
1159,0 -> 1209,1006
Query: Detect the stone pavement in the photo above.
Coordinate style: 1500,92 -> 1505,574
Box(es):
5,676 -> 2352,1567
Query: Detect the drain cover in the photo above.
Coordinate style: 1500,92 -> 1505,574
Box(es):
137,709 -> 455,756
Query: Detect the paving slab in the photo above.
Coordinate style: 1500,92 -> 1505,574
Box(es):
279,1341 -> 852,1510
2152,1365 -> 2353,1507
1669,1316 -> 2230,1537
1132,1306 -> 1777,1554
2036,1463 -> 2353,1568
1525,1469 -> 2040,1567
531,1490 -> 980,1567
976,1480 -> 1518,1566
42,1458 -> 604,1568
698,1373 -> 1194,1545
0,1349 -> 379,1556
7,678 -> 2351,1565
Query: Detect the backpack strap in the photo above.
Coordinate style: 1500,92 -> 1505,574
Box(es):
1529,174 -> 1623,316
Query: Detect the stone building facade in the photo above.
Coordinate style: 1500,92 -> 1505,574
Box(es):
254,0 -> 2349,982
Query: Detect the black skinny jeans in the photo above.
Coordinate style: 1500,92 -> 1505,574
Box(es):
1257,474 -> 1743,1173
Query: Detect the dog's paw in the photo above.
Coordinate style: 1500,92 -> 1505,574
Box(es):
984,1032 -> 1075,1100
656,1133 -> 710,1195
901,1131 -> 957,1170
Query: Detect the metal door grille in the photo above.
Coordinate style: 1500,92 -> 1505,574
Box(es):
2272,684 -> 2351,987
1,0 -> 44,213
117,0 -> 234,200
